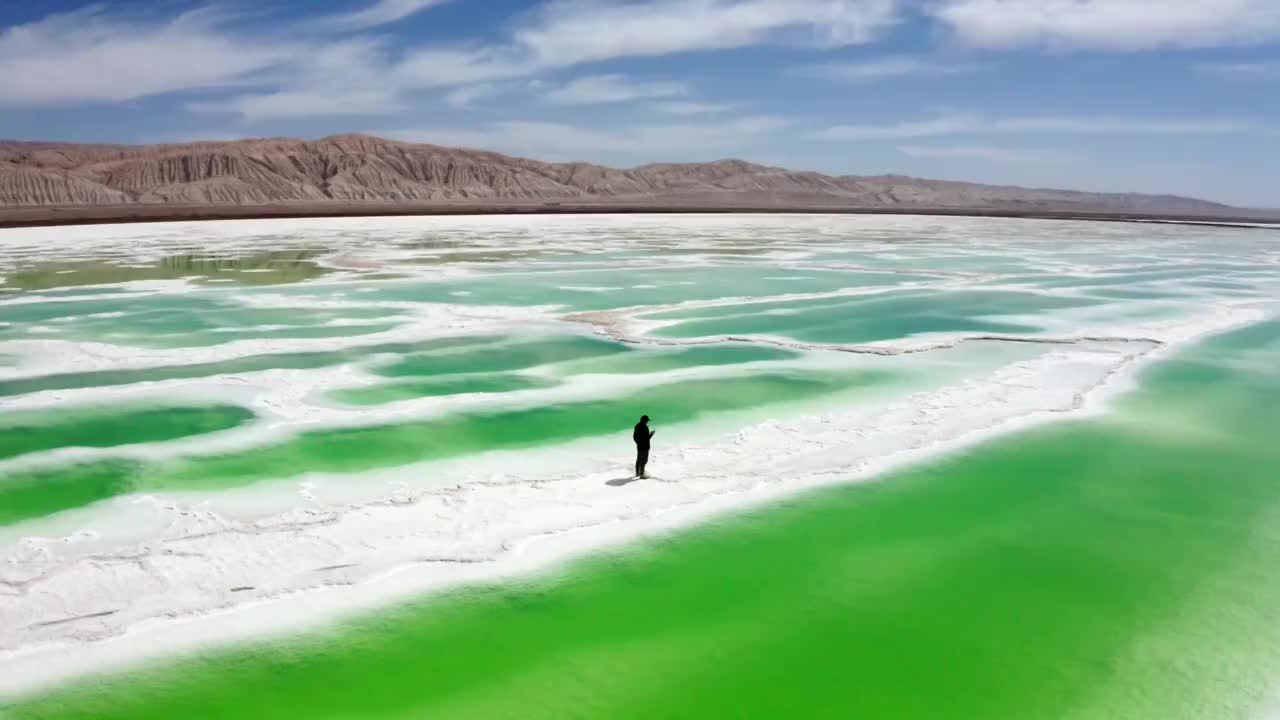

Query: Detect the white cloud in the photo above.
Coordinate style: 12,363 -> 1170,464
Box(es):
544,75 -> 688,105
654,102 -> 735,115
514,0 -> 901,67
993,117 -> 1253,134
0,7 -> 291,107
930,0 -> 1280,50
394,48 -> 531,88
381,116 -> 790,161
800,55 -> 988,81
2,1 -> 901,118
313,0 -> 454,31
227,0 -> 900,119
444,84 -> 506,108
188,38 -> 402,120
814,113 -> 983,140
1194,61 -> 1280,78
396,0 -> 901,88
897,144 -> 1074,163
815,112 -> 1256,140
189,89 -> 406,119
146,130 -> 253,144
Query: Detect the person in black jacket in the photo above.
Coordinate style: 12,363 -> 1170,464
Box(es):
633,415 -> 655,478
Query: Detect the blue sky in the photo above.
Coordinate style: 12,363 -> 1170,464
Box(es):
2,1 -> 1278,206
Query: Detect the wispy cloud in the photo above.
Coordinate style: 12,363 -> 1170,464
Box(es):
514,0 -> 900,67
0,2 -> 461,115
929,0 -> 1280,50
814,112 -> 1256,140
1194,61 -> 1280,78
0,7 -> 291,107
146,130 -> 253,145
444,84 -> 505,109
394,0 -> 902,88
813,114 -> 982,140
189,89 -> 406,119
393,48 -> 529,89
312,0 -> 455,31
381,116 -> 790,161
994,116 -> 1253,134
800,55 -> 989,81
654,101 -> 734,115
5,1 -> 901,118
897,144 -> 1074,163
187,38 -> 402,120
544,75 -> 688,105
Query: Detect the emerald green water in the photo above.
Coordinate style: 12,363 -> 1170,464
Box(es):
331,373 -> 561,405
648,290 -> 1093,343
333,345 -> 799,405
0,461 -> 145,526
373,335 -> 629,377
1,251 -> 328,291
0,335 -> 504,397
551,344 -> 799,375
335,266 -> 929,312
0,368 -> 890,524
9,318 -> 1279,720
0,404 -> 254,460
0,293 -> 406,347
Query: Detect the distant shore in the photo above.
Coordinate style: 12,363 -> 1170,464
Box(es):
1,201 -> 1277,230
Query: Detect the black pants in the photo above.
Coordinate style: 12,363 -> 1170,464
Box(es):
635,447 -> 649,477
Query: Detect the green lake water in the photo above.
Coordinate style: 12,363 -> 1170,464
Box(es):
8,317 -> 1280,720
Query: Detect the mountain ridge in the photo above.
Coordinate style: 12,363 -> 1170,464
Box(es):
0,133 -> 1243,215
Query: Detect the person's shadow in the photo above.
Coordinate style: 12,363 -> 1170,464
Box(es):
606,475 -> 664,487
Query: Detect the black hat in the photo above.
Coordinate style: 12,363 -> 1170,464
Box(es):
640,415 -> 650,422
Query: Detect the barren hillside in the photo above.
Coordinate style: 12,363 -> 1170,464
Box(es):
0,133 -> 1238,215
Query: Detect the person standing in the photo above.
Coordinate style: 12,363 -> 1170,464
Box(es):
633,415 -> 654,478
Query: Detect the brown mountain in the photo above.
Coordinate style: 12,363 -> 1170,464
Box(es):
0,133 -> 1241,216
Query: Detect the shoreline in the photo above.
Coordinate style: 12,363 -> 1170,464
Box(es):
2,202 -> 1278,231
0,305 -> 1262,701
